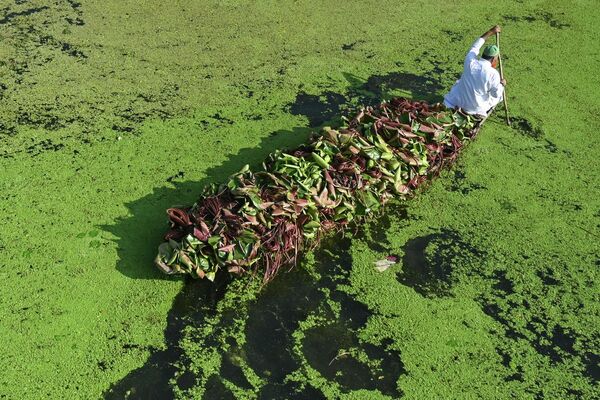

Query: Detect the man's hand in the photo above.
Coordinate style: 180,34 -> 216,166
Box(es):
482,25 -> 501,39
501,78 -> 507,86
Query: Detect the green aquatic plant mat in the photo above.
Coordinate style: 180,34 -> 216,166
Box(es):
155,98 -> 480,282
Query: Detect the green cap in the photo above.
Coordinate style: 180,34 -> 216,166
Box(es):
483,44 -> 499,57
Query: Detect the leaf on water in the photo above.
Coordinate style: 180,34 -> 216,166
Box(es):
373,258 -> 396,272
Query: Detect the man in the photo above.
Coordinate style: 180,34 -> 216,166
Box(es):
444,25 -> 506,117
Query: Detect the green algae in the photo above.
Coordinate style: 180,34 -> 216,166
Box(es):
1,0 -> 599,399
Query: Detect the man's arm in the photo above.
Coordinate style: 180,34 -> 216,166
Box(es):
481,25 -> 501,40
464,25 -> 502,66
488,71 -> 505,100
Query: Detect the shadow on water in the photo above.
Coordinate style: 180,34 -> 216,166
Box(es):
104,276 -> 230,399
286,69 -> 446,128
397,228 -> 483,297
243,237 -> 404,398
104,236 -> 405,398
103,69 -> 443,397
101,125 -> 314,281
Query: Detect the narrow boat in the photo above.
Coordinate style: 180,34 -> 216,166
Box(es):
155,98 -> 484,282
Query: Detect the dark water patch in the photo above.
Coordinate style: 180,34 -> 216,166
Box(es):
506,371 -> 524,382
333,289 -> 370,330
243,237 -> 347,384
583,352 -> 599,382
354,203 -> 408,253
220,352 -> 252,390
65,16 -> 84,26
234,83 -> 255,99
544,139 -> 558,153
201,374 -> 235,400
503,12 -> 570,29
0,122 -> 17,137
302,321 -> 404,396
481,291 -> 596,384
176,370 -> 196,391
0,82 -> 7,98
210,112 -> 235,125
492,270 -> 514,295
531,325 -> 577,364
18,108 -> 68,131
0,6 -> 50,25
497,348 -> 512,369
536,269 -> 560,286
288,91 -> 348,127
24,139 -> 65,157
258,382 -> 325,400
341,40 -> 364,51
303,324 -> 377,390
112,124 -> 134,133
98,361 -> 109,371
540,13 -> 571,30
60,41 -> 87,58
441,29 -> 463,43
11,59 -> 30,85
66,0 -> 82,10
453,169 -> 466,182
103,276 -> 229,399
37,34 -> 87,59
122,343 -> 155,351
242,244 -> 336,383
397,229 -> 483,297
166,171 -> 185,183
117,106 -> 174,126
480,302 -> 526,341
368,212 -> 393,252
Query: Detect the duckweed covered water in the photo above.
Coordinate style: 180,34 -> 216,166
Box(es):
1,1 -> 598,398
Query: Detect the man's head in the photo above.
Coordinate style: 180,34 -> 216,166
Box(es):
482,44 -> 500,68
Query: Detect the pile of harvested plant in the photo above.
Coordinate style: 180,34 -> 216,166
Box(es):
155,98 -> 480,282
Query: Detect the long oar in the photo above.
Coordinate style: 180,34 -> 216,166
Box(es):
496,32 -> 511,125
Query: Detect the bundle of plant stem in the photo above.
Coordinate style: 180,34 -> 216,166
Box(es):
155,98 -> 480,282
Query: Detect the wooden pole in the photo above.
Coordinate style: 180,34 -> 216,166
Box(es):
496,32 -> 511,125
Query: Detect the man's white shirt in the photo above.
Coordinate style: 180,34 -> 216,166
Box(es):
444,38 -> 504,116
